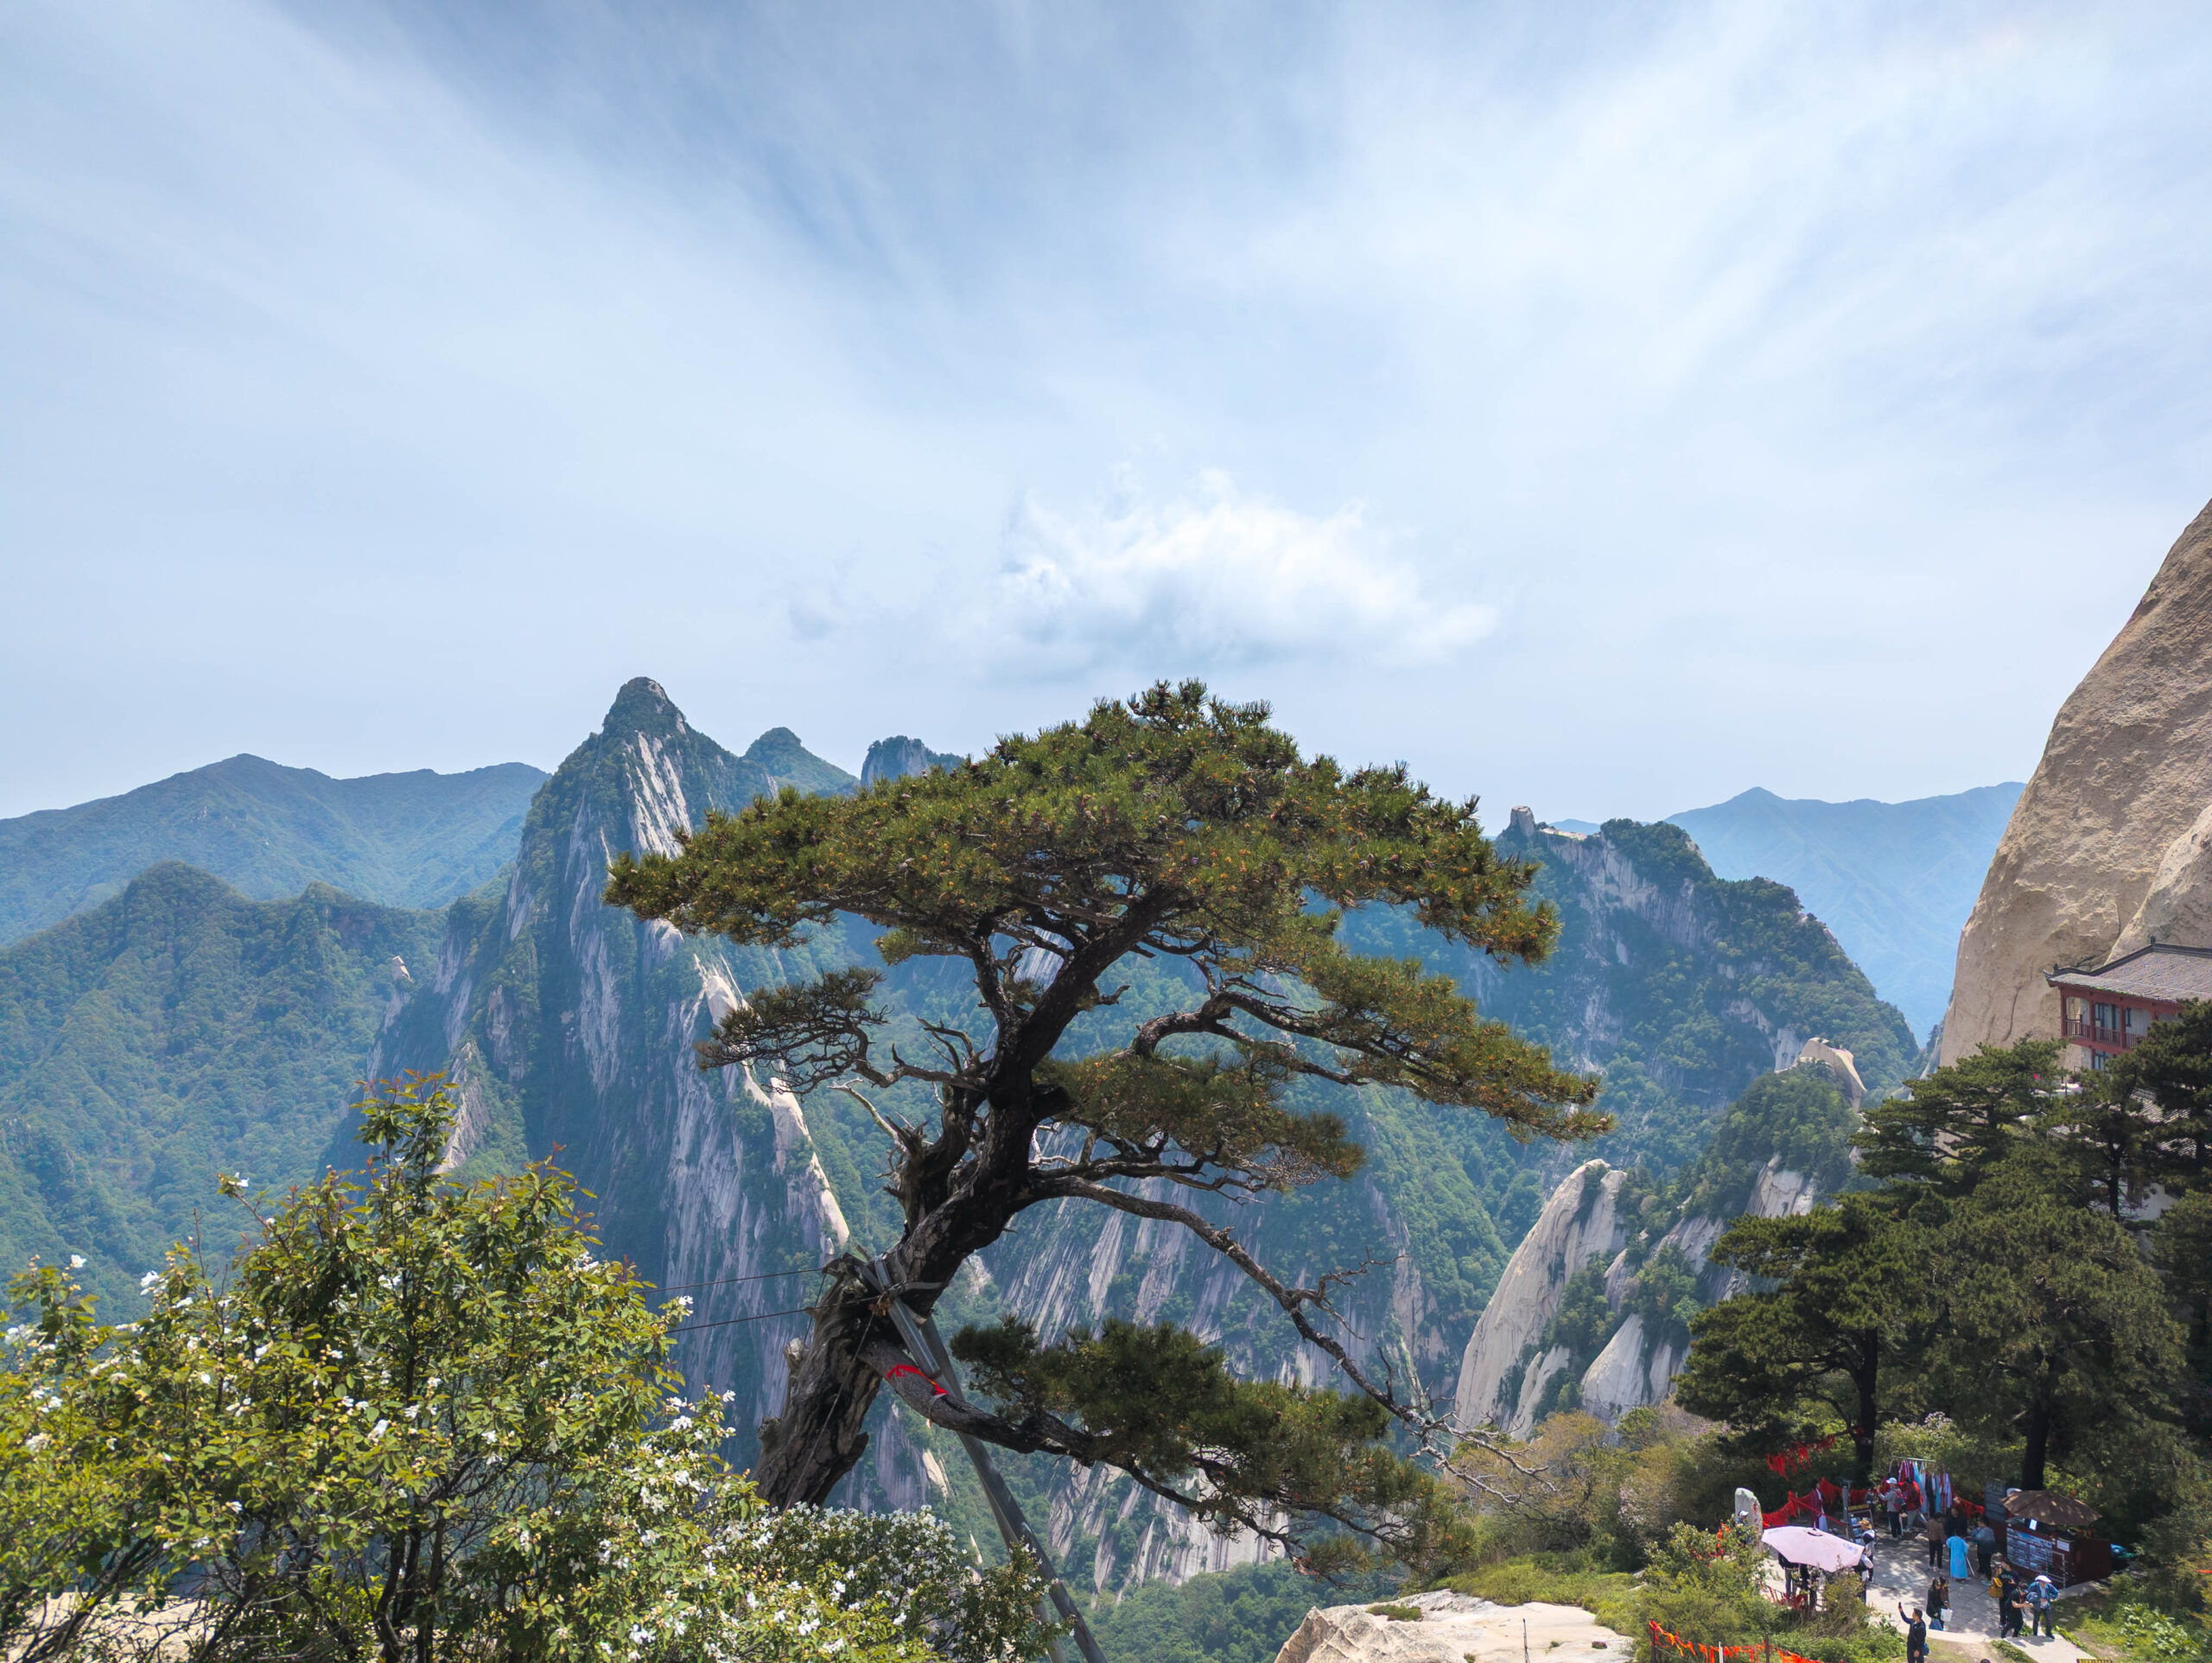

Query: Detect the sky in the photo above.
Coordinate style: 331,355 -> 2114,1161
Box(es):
3,1 -> 2210,824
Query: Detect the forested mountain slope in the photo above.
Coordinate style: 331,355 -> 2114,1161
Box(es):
0,864 -> 444,1299
0,683 -> 1916,1598
1667,784 -> 2023,1039
1352,811 -> 1916,1177
0,753 -> 546,944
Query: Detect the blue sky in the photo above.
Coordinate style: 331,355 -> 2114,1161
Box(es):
3,1 -> 2209,822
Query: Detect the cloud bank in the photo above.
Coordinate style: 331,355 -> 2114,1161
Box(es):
978,473 -> 1493,676
1,0 -> 2209,822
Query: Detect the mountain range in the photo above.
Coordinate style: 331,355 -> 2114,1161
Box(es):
0,754 -> 547,945
1665,784 -> 2024,1040
0,677 -> 1955,1596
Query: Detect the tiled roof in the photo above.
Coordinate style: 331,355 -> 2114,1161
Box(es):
2048,943 -> 2212,1004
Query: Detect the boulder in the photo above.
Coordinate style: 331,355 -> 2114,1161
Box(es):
1274,1592 -> 1630,1663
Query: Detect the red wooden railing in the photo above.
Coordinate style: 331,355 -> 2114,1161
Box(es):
2062,1018 -> 2138,1049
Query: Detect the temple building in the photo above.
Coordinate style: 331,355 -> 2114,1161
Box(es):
2047,943 -> 2212,1070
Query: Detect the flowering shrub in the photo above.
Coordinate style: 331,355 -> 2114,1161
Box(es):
729,1505 -> 1056,1663
0,1077 -> 1053,1663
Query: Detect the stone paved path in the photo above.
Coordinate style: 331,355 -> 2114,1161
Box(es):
1854,1529 -> 2093,1663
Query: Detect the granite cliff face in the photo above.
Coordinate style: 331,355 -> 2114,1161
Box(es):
1942,498 -> 2212,1063
368,680 -> 861,1446
1452,1052 -> 1860,1434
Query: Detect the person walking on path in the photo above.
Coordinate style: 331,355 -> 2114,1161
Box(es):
1902,1607 -> 1929,1663
1949,1531 -> 1972,1582
1929,1576 -> 1951,1632
2000,1580 -> 2028,1640
1973,1521 -> 1996,1577
2028,1575 -> 2058,1638
1883,1478 -> 1904,1537
1926,1514 -> 1948,1570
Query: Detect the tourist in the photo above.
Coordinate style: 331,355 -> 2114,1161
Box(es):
1949,1529 -> 1971,1582
1972,1520 -> 1997,1577
1902,1606 -> 1929,1663
1929,1575 -> 1950,1631
1999,1580 -> 2028,1640
2028,1575 -> 2057,1638
1883,1477 -> 1905,1537
1926,1513 -> 1948,1570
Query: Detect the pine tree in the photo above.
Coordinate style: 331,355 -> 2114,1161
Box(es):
1852,1038 -> 2060,1193
1673,1191 -> 1927,1482
1925,1146 -> 2184,1489
607,682 -> 1603,1558
2105,1001 -> 2212,1196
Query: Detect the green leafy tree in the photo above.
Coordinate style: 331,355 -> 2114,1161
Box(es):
1625,1245 -> 1703,1353
2153,1191 -> 2212,1406
607,682 -> 1604,1556
1929,1146 -> 2186,1489
0,1078 -> 1052,1663
1852,1038 -> 2062,1193
2107,1001 -> 2212,1196
1675,1191 -> 1927,1482
2044,1069 -> 2168,1219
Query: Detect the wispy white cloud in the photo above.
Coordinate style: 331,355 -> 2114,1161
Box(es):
976,471 -> 1493,676
1,0 -> 2209,820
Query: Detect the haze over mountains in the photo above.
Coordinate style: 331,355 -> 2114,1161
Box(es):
0,676 -> 1965,1584
1665,784 -> 2024,1039
0,680 -> 2031,1590
0,755 -> 546,945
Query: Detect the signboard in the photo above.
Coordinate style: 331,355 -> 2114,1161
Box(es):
2008,1533 -> 2053,1576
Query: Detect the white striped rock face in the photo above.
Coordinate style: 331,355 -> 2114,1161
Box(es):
1452,1162 -> 1629,1432
1274,1593 -> 1631,1663
370,678 -> 856,1457
1943,497 -> 2212,1063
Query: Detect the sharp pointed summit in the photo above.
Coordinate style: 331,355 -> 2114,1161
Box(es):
601,676 -> 688,739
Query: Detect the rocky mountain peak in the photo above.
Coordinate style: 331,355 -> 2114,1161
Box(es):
601,676 -> 688,739
861,735 -> 963,787
742,727 -> 858,797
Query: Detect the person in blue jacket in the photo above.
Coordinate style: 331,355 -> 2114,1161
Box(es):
2027,1575 -> 2058,1637
1948,1530 -> 1972,1582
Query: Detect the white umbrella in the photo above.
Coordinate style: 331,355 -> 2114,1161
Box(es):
1761,1526 -> 1867,1574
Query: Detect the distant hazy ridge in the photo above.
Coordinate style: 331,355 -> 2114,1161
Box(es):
1667,783 -> 2024,1039
0,755 -> 548,945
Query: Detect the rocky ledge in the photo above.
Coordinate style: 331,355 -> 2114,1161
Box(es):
1274,1591 -> 1632,1663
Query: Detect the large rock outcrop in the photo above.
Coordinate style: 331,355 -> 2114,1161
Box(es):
1274,1592 -> 1630,1663
371,679 -> 859,1450
1452,1162 -> 1630,1431
1454,1052 -> 1858,1432
1942,498 -> 2212,1063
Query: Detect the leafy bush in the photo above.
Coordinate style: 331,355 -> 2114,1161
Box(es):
728,1505 -> 1056,1663
0,1077 -> 1054,1663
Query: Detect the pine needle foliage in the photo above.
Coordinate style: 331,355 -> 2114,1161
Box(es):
607,682 -> 1603,1557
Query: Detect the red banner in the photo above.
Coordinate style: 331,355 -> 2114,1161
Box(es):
1649,1620 -> 1826,1663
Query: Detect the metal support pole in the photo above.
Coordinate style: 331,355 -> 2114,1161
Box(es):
863,1267 -> 1106,1663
